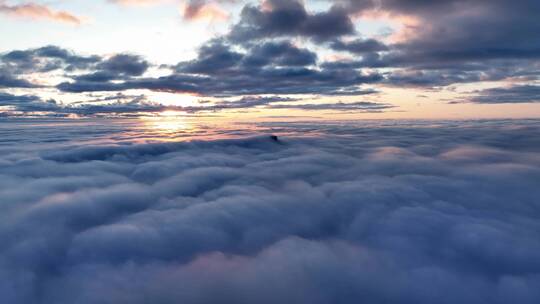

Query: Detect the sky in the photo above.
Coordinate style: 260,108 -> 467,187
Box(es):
2,2 -> 540,302
0,0 -> 539,119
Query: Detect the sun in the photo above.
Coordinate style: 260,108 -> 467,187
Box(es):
140,111 -> 191,136
159,110 -> 185,117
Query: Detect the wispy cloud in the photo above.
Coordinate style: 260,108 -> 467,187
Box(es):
469,85 -> 540,104
181,1 -> 230,21
108,0 -> 171,6
0,2 -> 82,25
109,0 -> 232,21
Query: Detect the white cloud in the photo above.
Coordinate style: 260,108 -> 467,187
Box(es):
1,119 -> 540,303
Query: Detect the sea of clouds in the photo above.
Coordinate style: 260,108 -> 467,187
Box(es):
1,118 -> 540,304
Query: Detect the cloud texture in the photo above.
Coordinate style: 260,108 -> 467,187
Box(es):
0,2 -> 81,25
1,119 -> 540,303
1,0 -> 539,114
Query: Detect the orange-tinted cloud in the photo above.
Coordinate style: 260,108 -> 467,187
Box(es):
356,9 -> 422,44
108,0 -> 171,6
181,1 -> 230,21
108,0 -> 231,21
0,2 -> 81,25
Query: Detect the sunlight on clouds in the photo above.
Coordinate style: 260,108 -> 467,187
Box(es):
180,2 -> 230,22
143,112 -> 190,134
2,119 -> 540,303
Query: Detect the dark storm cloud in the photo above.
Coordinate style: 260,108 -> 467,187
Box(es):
58,40 -> 381,96
330,38 -> 388,54
124,0 -> 539,91
3,0 -> 540,98
325,0 -> 540,88
1,47 -> 149,92
57,69 -> 382,96
349,0 -> 540,63
74,71 -> 118,83
1,120 -> 540,303
0,92 -> 158,115
175,40 -> 244,74
176,40 -> 318,74
0,92 -> 41,104
467,85 -> 540,104
242,41 -> 318,67
65,99 -> 167,115
334,0 -> 475,15
0,92 -> 60,112
177,97 -> 392,113
1,91 -> 392,116
189,96 -> 299,111
269,101 -> 394,111
319,55 -> 537,89
0,93 -> 182,116
0,70 -> 41,88
7,0 -> 364,98
70,54 -> 150,83
229,0 -> 355,43
1,45 -> 101,73
384,70 -> 493,88
97,54 -> 149,77
54,96 -> 279,115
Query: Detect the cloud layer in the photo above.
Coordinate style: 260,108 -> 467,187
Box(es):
469,85 -> 540,104
0,0 -> 538,116
1,119 -> 540,303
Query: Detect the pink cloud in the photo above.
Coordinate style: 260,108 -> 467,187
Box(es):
108,0 -> 171,6
109,0 -> 233,21
0,2 -> 82,25
181,1 -> 230,21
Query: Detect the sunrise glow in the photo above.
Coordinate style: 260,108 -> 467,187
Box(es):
1,1 -> 540,303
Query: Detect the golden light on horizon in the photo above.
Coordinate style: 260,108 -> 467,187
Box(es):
141,111 -> 190,135
159,110 -> 186,117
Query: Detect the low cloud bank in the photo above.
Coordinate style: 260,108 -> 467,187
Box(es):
1,119 -> 540,303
